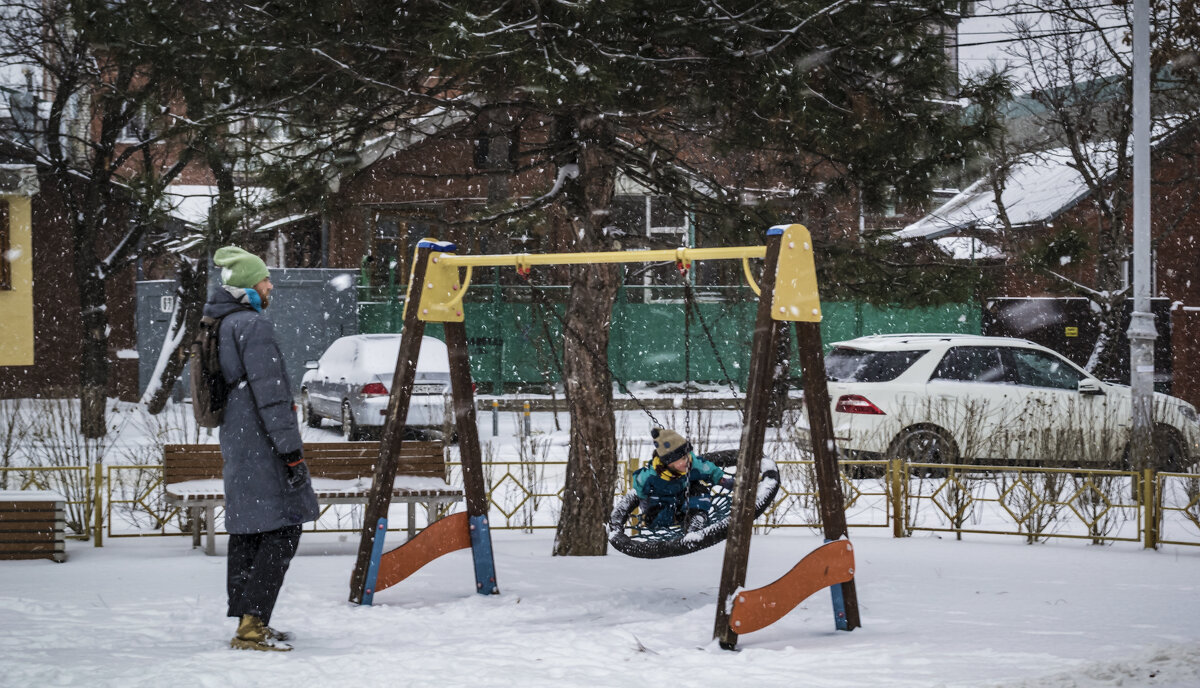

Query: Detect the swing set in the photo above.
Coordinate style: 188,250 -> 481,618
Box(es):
347,224 -> 860,650
512,254 -> 778,560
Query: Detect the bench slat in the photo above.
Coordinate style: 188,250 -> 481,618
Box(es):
0,510 -> 61,522
0,502 -> 61,512
0,541 -> 65,553
163,441 -> 447,483
0,521 -> 58,532
166,487 -> 464,500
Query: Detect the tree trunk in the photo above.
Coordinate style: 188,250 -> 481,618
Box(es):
145,257 -> 209,413
75,225 -> 109,438
1086,212 -> 1130,382
1088,293 -> 1128,381
146,138 -> 239,413
552,112 -> 620,556
767,321 -> 791,428
554,262 -> 621,555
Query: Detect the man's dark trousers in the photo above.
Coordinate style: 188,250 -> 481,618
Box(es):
227,525 -> 302,624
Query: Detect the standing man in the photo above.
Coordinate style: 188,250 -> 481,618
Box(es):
204,245 -> 319,652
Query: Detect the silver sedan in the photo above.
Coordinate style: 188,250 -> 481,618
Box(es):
301,334 -> 452,440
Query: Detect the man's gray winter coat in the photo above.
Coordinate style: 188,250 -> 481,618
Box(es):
204,288 -> 319,534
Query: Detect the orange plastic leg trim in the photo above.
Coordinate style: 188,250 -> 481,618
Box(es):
374,511 -> 473,592
728,540 -> 855,635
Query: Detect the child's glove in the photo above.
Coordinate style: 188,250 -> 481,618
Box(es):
718,476 -> 734,490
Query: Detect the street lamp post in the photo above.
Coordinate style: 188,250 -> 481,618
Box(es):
1128,0 -> 1157,544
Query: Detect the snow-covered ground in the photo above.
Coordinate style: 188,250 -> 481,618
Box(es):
3,528 -> 1200,687
3,399 -> 1200,686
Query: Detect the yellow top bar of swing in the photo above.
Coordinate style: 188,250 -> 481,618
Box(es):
435,245 -> 766,268
412,225 -> 819,324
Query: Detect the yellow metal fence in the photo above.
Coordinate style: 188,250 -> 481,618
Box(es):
3,459 -> 1199,549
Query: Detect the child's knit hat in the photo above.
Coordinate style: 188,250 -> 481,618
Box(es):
651,427 -> 692,464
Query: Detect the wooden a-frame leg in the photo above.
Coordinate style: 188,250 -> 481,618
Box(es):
349,246 -> 432,604
446,321 -> 498,595
714,231 -> 782,650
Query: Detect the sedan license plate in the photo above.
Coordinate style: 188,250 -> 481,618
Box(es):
412,383 -> 445,395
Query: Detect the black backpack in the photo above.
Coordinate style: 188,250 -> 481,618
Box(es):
189,315 -> 230,428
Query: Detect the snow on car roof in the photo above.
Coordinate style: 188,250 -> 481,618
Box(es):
344,334 -> 451,374
833,333 -> 1039,350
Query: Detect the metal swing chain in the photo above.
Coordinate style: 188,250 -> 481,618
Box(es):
518,274 -> 638,504
678,260 -> 692,438
518,273 -> 567,380
519,267 -> 665,430
682,280 -> 745,424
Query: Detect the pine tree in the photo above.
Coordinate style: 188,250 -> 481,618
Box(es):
403,0 -> 997,554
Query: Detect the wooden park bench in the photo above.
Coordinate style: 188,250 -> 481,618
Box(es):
0,491 -> 67,563
163,441 -> 462,555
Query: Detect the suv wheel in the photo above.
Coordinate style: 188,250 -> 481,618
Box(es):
887,426 -> 958,478
1122,425 -> 1189,472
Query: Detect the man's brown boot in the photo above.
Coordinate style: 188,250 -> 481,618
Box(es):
264,625 -> 293,642
231,614 -> 292,652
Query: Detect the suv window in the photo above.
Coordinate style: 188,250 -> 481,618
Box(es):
825,348 -> 927,382
1008,348 -> 1086,390
931,346 -> 1010,383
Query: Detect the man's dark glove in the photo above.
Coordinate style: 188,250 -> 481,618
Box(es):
280,450 -> 307,488
285,460 -> 309,489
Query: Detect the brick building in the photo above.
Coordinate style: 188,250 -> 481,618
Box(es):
898,142 -> 1200,408
0,142 -> 139,401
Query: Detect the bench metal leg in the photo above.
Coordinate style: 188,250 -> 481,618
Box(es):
407,502 -> 416,540
205,504 -> 216,556
190,507 -> 201,549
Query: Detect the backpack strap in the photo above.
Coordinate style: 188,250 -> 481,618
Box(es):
206,312 -> 247,387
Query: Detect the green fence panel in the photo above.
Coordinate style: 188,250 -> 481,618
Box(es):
860,302 -> 980,336
358,297 -> 981,390
357,301 -> 396,334
816,302 -> 866,344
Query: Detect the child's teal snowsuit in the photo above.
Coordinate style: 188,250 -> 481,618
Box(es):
632,454 -> 726,528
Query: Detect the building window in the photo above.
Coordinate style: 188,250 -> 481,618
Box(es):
611,194 -> 688,239
0,200 -> 10,290
611,194 -> 692,303
473,130 -> 516,171
118,106 -> 151,143
648,196 -> 686,235
362,214 -> 438,291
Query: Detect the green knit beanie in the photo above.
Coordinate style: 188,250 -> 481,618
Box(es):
213,246 -> 270,289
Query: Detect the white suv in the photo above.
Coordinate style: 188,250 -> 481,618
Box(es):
811,334 -> 1200,470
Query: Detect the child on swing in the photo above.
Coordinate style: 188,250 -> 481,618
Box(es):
632,427 -> 734,531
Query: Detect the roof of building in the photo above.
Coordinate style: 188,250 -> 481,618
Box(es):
159,185 -> 271,226
896,146 -> 1108,240
898,113 -> 1195,242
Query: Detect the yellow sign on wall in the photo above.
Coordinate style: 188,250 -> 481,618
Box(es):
0,196 -> 34,366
